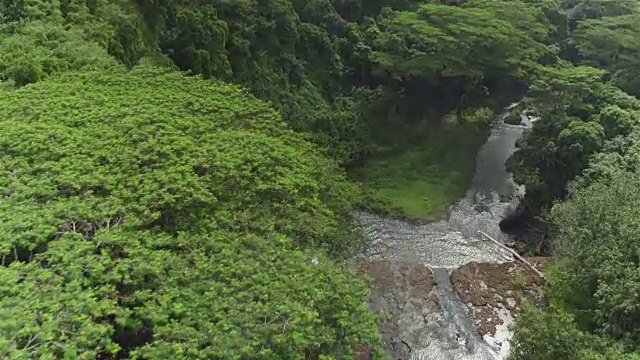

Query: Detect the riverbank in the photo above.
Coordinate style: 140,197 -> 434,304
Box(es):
450,258 -> 553,357
351,120 -> 491,223
353,108 -> 544,359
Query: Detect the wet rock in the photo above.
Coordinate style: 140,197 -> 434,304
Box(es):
357,260 -> 442,360
450,259 -> 553,338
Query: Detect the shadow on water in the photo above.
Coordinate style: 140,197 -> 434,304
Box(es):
356,107 -> 534,360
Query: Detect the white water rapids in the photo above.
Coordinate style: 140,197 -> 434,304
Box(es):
356,108 -> 536,359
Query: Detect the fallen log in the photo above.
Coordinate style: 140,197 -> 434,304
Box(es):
478,231 -> 546,281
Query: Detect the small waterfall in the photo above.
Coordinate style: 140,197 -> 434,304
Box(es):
357,106 -> 532,359
411,268 -> 497,360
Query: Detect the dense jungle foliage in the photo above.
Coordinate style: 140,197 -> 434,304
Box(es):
3,0 -> 640,359
0,0 -> 560,222
0,67 -> 383,359
507,1 -> 640,359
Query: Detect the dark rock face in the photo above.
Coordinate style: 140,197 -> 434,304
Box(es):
357,261 -> 443,360
499,205 -> 555,256
499,209 -> 527,234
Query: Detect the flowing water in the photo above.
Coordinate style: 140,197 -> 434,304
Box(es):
356,108 -> 534,359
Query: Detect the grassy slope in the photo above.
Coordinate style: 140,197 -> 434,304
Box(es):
352,123 -> 490,222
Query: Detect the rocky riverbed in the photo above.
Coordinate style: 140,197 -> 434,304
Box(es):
355,108 -> 546,359
358,258 -> 551,360
356,261 -> 443,359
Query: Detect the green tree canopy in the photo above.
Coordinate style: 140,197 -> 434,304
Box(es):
0,66 -> 381,359
509,63 -> 640,215
0,21 -> 122,86
370,1 -> 551,79
571,12 -> 640,96
561,0 -> 639,26
509,164 -> 640,359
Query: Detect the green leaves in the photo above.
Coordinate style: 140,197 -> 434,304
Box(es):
0,229 -> 381,359
510,168 -> 640,358
571,11 -> 640,96
0,67 -> 349,242
0,67 -> 380,358
0,21 -> 122,86
371,1 -> 551,80
509,63 -> 640,214
598,105 -> 639,138
509,5 -> 640,355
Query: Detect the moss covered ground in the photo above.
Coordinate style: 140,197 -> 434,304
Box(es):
352,123 -> 490,222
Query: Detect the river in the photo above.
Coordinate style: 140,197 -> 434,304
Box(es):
356,108 -> 533,359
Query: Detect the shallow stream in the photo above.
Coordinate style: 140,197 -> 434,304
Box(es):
356,109 -> 534,359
